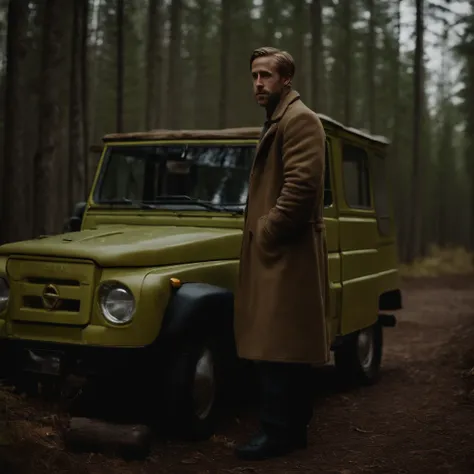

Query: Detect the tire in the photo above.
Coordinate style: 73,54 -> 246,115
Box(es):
334,321 -> 383,386
161,337 -> 222,441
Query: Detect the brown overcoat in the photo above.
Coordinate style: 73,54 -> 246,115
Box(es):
234,90 -> 330,365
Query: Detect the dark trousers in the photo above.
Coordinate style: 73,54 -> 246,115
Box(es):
255,361 -> 315,439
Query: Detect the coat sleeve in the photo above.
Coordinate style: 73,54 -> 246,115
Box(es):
261,110 -> 326,244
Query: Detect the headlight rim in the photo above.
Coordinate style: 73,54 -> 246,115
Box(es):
98,280 -> 136,326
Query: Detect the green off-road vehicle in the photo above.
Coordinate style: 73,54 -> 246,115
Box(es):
0,121 -> 402,440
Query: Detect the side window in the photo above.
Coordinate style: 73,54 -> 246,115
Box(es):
324,141 -> 333,208
371,153 -> 391,236
342,143 -> 371,208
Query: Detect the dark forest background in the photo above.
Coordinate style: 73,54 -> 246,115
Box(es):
0,0 -> 473,264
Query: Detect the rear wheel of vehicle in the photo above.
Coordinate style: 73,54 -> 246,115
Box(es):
334,321 -> 383,386
161,338 -> 222,441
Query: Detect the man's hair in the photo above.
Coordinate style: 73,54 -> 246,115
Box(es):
249,46 -> 295,80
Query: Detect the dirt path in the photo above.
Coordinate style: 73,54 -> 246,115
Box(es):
2,275 -> 474,474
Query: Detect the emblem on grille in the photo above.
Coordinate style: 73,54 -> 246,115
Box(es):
42,284 -> 61,310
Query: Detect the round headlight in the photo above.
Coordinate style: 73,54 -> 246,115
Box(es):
99,282 -> 135,325
0,278 -> 9,312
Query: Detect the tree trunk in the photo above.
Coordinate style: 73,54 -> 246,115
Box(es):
342,0 -> 352,125
193,0 -> 210,128
466,0 -> 474,250
405,0 -> 424,262
166,0 -> 183,129
467,51 -> 474,250
1,0 -> 31,244
218,0 -> 231,128
81,0 -> 90,195
116,0 -> 124,132
366,0 -> 376,132
310,0 -> 324,112
69,0 -> 88,211
291,0 -> 305,94
34,0 -> 72,237
88,0 -> 103,151
145,0 -> 163,129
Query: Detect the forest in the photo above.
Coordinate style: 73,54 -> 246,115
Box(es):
1,4 -> 474,473
0,0 -> 473,265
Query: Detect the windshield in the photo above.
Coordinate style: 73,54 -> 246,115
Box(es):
93,143 -> 254,211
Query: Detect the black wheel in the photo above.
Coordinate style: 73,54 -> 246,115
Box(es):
334,321 -> 383,386
161,338 -> 222,441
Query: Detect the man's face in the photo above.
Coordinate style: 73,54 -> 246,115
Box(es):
251,56 -> 289,108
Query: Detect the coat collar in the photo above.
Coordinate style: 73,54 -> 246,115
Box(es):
268,89 -> 300,122
254,89 -> 300,160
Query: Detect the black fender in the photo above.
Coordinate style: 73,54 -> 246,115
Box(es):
159,282 -> 234,342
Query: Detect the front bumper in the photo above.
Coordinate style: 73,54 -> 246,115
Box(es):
0,338 -> 157,380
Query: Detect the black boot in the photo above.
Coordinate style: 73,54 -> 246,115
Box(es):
234,428 -> 307,461
235,361 -> 313,461
291,427 -> 308,449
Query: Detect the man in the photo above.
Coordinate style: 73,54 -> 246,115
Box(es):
234,46 -> 330,461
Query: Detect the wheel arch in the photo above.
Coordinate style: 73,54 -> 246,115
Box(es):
158,282 -> 235,343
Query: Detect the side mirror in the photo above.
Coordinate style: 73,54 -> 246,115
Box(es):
64,201 -> 87,233
69,216 -> 82,232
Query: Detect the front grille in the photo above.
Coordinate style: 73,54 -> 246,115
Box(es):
6,258 -> 96,326
23,295 -> 81,312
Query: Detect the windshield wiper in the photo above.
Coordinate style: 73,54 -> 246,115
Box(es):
152,195 -> 238,213
103,198 -> 156,209
100,196 -> 243,214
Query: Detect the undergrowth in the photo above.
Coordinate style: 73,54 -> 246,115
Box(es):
399,245 -> 474,278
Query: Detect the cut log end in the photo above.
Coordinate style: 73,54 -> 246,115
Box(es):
64,417 -> 152,460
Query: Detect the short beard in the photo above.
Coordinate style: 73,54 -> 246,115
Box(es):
265,90 -> 283,117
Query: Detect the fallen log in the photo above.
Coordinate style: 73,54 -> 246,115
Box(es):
64,417 -> 152,460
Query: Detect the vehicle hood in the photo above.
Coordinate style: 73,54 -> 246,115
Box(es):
0,225 -> 243,267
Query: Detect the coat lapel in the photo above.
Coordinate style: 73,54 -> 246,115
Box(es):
254,121 -> 278,161
253,89 -> 301,162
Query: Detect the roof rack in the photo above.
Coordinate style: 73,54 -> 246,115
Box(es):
100,114 -> 390,146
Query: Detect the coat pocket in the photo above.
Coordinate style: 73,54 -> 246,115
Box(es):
256,215 -> 272,249
252,216 -> 285,265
